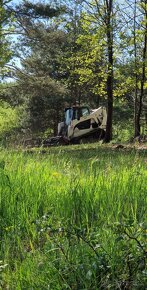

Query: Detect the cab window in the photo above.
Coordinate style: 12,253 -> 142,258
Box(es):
81,107 -> 90,117
65,109 -> 73,125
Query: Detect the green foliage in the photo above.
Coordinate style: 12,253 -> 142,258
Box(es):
9,3 -> 68,134
0,100 -> 27,147
0,101 -> 18,132
1,0 -> 147,141
0,146 -> 147,289
66,16 -> 108,102
0,0 -> 14,69
15,1 -> 65,19
113,104 -> 134,142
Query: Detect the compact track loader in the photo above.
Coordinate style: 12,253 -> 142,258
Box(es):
43,105 -> 107,146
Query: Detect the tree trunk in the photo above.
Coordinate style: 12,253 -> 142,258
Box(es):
135,1 -> 147,137
134,0 -> 139,137
104,0 -> 113,143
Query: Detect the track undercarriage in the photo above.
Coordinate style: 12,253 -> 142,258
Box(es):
42,128 -> 105,147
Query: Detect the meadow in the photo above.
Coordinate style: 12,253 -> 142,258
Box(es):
0,144 -> 147,289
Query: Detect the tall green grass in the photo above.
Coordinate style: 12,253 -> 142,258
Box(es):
0,145 -> 147,289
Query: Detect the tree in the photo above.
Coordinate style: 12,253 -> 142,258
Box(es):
6,1 -> 68,135
121,0 -> 147,137
68,0 -> 114,142
0,0 -> 13,75
62,0 -> 85,105
136,0 -> 147,137
64,11 -> 108,107
103,0 -> 114,142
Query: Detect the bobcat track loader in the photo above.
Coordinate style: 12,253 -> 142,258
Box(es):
43,106 -> 107,146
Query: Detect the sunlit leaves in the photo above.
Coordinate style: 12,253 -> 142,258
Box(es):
0,1 -> 14,72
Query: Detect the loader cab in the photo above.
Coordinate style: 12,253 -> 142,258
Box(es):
65,106 -> 90,125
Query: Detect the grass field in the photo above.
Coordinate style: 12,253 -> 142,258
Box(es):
0,144 -> 147,289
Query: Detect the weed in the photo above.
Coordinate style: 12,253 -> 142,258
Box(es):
0,146 -> 146,289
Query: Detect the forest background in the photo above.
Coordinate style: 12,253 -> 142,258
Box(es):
0,2 -> 147,289
0,0 -> 147,146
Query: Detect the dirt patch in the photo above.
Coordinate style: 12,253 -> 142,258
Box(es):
112,143 -> 147,152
